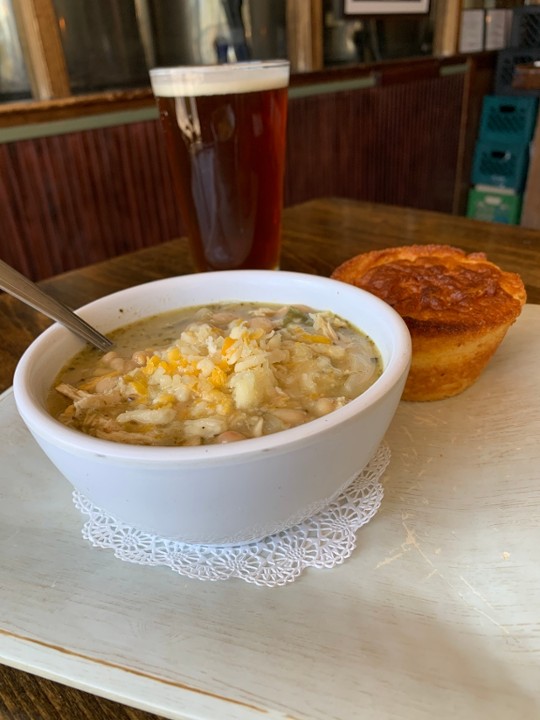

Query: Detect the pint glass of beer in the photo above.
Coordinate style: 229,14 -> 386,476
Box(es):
149,61 -> 290,271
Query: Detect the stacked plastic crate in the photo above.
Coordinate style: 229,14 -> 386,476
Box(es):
467,7 -> 539,225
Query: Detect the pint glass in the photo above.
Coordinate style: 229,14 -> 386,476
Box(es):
149,61 -> 290,271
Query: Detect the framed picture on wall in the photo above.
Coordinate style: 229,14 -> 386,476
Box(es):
344,1 -> 430,14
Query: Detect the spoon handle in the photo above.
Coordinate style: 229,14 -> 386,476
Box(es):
0,259 -> 113,352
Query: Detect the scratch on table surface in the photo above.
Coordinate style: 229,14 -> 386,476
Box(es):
454,575 -> 510,635
376,520 -> 514,638
460,596 -> 510,636
412,413 -> 444,428
401,425 -> 414,444
376,550 -> 405,568
401,518 -> 435,568
459,575 -> 496,611
405,468 -> 426,491
376,515 -> 436,570
416,547 -> 508,636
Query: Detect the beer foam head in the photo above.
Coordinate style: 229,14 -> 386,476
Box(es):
149,60 -> 290,97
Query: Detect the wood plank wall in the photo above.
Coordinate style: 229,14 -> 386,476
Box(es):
0,61 -> 492,281
284,72 -> 465,211
0,122 -> 182,280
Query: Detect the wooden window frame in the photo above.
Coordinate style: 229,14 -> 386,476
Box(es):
11,0 -> 70,100
2,0 -> 462,125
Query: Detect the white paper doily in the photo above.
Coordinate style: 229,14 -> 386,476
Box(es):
73,443 -> 389,587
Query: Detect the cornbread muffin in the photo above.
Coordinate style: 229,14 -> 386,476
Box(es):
331,244 -> 526,401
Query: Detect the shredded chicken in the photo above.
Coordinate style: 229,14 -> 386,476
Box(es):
51,303 -> 381,446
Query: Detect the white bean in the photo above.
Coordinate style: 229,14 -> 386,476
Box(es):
270,408 -> 308,425
110,357 -> 128,372
312,397 -> 337,417
102,351 -> 119,365
216,431 -> 246,444
132,350 -> 150,366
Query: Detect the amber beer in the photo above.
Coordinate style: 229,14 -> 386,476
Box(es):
150,61 -> 290,271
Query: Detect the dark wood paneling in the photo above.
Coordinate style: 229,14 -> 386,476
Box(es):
284,72 -> 465,211
0,121 -> 183,280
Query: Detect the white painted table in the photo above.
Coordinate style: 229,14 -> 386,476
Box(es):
1,305 -> 539,720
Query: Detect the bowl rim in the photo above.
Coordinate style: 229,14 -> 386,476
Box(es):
13,270 -> 411,463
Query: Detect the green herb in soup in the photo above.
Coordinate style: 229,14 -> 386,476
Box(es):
48,303 -> 382,446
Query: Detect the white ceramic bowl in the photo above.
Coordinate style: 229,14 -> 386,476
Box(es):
13,270 -> 411,545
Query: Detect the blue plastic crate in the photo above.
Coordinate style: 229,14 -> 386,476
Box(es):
471,140 -> 529,191
479,95 -> 538,144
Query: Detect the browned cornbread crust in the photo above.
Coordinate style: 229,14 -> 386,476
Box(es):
331,244 -> 526,401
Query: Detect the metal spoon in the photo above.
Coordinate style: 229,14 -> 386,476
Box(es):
0,258 -> 113,352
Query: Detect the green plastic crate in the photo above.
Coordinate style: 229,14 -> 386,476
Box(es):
467,188 -> 522,225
